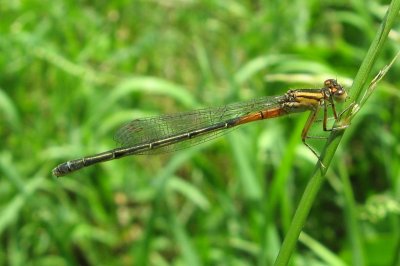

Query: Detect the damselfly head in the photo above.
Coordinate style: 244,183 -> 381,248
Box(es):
324,79 -> 348,102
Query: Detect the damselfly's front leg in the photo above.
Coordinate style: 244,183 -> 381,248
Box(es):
322,95 -> 351,132
301,99 -> 349,168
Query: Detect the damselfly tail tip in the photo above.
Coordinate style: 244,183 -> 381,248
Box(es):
52,167 -> 62,177
52,163 -> 69,177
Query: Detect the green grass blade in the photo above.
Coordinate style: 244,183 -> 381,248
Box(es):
274,1 -> 400,265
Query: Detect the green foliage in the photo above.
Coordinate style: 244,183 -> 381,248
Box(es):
1,1 -> 399,265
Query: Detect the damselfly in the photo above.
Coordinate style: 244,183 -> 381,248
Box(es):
52,79 -> 348,177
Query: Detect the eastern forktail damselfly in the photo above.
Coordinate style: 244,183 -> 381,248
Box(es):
52,79 -> 347,177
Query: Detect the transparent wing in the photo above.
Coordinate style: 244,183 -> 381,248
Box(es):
114,95 -> 285,154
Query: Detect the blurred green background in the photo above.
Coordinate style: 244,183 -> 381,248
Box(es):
1,0 -> 400,265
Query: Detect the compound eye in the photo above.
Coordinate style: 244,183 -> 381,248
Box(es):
334,88 -> 348,102
324,79 -> 338,89
324,79 -> 332,87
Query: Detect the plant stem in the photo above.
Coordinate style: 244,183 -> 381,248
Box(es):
274,1 -> 400,265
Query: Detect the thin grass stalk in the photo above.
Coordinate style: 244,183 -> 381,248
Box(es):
274,1 -> 400,265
